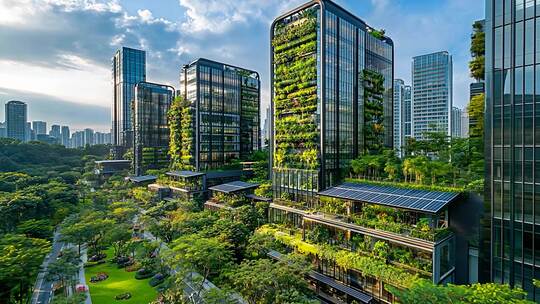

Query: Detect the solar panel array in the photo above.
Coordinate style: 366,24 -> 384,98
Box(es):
318,183 -> 459,214
209,181 -> 259,194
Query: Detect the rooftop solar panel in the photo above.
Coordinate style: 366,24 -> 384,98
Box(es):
318,182 -> 460,214
208,181 -> 260,194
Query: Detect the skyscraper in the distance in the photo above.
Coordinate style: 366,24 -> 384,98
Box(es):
412,51 -> 453,139
5,100 -> 27,142
32,121 -> 47,135
112,47 -> 146,156
50,124 -> 61,139
61,126 -> 70,146
0,122 -> 6,138
393,79 -> 411,155
84,128 -> 94,146
25,122 -> 32,142
451,106 -> 463,138
486,1 -> 539,299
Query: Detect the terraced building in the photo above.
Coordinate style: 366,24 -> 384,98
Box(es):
270,0 -> 394,201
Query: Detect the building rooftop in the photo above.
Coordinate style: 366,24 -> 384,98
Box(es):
95,160 -> 131,165
166,170 -> 206,178
126,175 -> 157,183
209,181 -> 259,194
318,183 -> 460,214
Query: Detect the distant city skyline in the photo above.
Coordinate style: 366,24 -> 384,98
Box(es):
0,0 -> 484,131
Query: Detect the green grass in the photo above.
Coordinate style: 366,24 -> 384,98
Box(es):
85,248 -> 158,304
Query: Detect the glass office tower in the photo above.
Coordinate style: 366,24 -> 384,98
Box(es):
486,0 -> 540,299
112,47 -> 146,153
412,51 -> 453,139
179,58 -> 261,171
133,82 -> 174,176
5,100 -> 27,142
271,0 -> 394,200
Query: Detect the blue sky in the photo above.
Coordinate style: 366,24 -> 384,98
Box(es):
0,0 -> 484,131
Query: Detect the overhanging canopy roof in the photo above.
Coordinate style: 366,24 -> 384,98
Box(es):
208,181 -> 259,194
318,183 -> 460,214
95,160 -> 131,165
126,175 -> 157,183
166,171 -> 205,178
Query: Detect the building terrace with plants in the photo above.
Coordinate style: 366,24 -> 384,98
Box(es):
265,180 -> 482,303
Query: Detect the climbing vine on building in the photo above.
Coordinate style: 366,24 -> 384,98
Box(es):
362,69 -> 385,154
168,96 -> 194,170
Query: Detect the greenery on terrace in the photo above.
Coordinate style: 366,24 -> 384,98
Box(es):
273,7 -> 319,170
256,224 -> 424,289
212,192 -> 251,208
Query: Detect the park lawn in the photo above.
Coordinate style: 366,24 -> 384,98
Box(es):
85,249 -> 158,304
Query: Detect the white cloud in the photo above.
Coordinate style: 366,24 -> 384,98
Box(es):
178,0 -> 304,33
0,59 -> 110,107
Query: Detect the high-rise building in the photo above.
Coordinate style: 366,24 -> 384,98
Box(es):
451,106 -> 463,138
412,51 -> 453,139
83,128 -> 94,146
112,47 -> 146,154
61,126 -> 70,146
32,121 -> 47,135
5,100 -> 27,142
71,131 -> 84,148
50,124 -> 61,139
485,1 -> 540,298
25,122 -> 32,142
262,106 -> 271,148
179,58 -> 261,171
393,79 -> 411,155
0,122 -> 6,138
403,84 -> 412,143
461,111 -> 470,138
133,82 -> 174,176
271,0 -> 394,197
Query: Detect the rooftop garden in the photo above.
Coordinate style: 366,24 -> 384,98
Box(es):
274,196 -> 450,243
351,129 -> 484,193
273,7 -> 319,171
210,192 -> 251,208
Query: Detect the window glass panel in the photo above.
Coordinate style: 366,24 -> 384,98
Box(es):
525,66 -> 534,103
517,0 -> 525,22
495,27 -> 503,70
516,67 -> 524,104
516,22 -> 524,67
525,19 -> 535,65
504,69 -> 512,105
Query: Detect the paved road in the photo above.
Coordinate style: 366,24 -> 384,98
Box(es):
31,232 -> 64,304
78,247 -> 92,304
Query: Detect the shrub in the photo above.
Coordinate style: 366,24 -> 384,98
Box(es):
115,292 -> 132,300
149,273 -> 168,287
135,268 -> 154,280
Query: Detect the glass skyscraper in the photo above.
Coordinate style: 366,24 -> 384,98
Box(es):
179,58 -> 261,171
451,106 -> 463,138
393,79 -> 411,156
133,82 -> 174,176
486,0 -> 540,299
32,121 -> 46,135
5,100 -> 27,142
412,51 -> 453,139
271,0 -> 394,200
112,47 -> 146,153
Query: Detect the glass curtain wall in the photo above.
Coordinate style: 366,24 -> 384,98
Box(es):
487,0 -> 540,299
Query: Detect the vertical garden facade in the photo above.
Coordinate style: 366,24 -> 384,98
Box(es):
271,0 -> 394,200
179,59 -> 261,171
133,82 -> 174,176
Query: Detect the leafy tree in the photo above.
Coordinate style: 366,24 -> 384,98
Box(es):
166,234 -> 234,299
104,224 -> 132,258
0,234 -> 50,303
227,256 -> 316,304
469,20 -> 485,81
45,249 -> 80,296
50,292 -> 87,304
16,219 -> 53,239
468,93 -> 485,139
